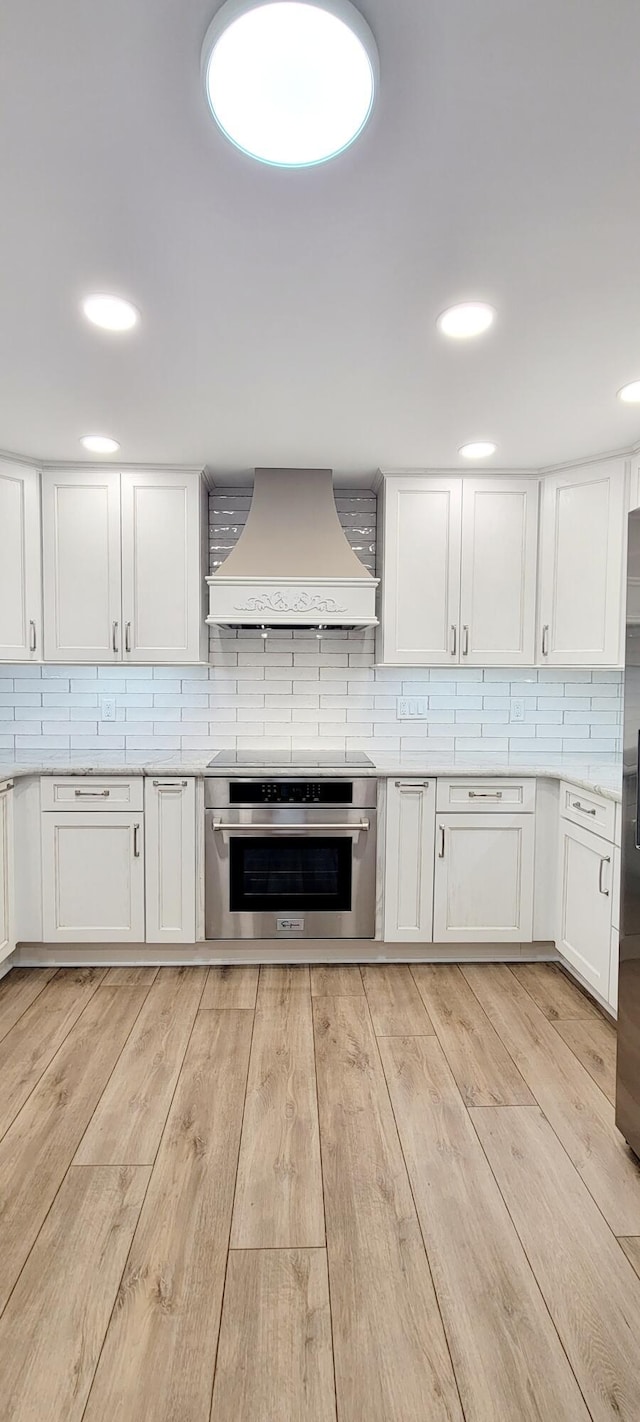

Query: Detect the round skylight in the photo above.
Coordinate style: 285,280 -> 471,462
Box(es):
437,303 -> 496,339
201,0 -> 378,167
80,435 -> 120,454
459,441 -> 497,459
618,381 -> 640,404
82,294 -> 139,331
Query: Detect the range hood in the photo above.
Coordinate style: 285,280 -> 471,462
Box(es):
206,468 -> 379,628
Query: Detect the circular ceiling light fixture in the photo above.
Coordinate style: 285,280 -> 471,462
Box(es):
459,441 -> 497,459
82,294 -> 139,331
437,302 -> 495,339
201,0 -> 378,167
618,380 -> 640,404
80,434 -> 120,454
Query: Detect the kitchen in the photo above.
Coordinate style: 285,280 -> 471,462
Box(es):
1,2 -> 640,1419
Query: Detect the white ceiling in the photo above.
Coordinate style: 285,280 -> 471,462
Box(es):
1,0 -> 640,482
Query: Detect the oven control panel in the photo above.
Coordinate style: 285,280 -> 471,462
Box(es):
229,780 -> 353,805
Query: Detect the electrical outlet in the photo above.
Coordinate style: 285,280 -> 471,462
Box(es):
100,695 -> 117,723
511,697 -> 525,723
397,696 -> 428,720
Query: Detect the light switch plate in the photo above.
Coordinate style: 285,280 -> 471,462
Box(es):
397,696 -> 428,720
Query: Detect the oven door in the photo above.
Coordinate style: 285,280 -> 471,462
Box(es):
205,808 -> 376,939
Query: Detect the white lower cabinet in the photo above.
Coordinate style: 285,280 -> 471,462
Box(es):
0,782 -> 15,963
556,819 -> 613,998
384,780 -> 436,942
433,812 -> 535,943
42,811 -> 145,943
144,778 -> 196,943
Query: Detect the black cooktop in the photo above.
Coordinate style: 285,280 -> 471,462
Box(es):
207,749 -> 375,769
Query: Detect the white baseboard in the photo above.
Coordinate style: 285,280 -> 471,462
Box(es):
13,940 -> 559,968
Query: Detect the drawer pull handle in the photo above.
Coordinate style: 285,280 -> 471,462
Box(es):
395,780 -> 429,788
599,856 -> 611,895
133,823 -> 141,858
112,620 -> 119,654
462,624 -> 469,656
125,621 -> 132,654
468,790 -> 503,799
450,624 -> 457,657
572,801 -> 596,815
74,788 -> 110,797
438,825 -> 445,858
541,624 -> 549,656
29,619 -> 37,653
153,780 -> 188,788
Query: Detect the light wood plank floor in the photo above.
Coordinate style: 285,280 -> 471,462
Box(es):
0,960 -> 639,1421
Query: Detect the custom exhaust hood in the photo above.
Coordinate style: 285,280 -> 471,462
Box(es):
205,468 -> 379,627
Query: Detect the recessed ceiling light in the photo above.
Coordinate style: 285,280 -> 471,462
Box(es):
80,435 -> 120,454
82,294 -> 139,331
459,441 -> 497,459
618,381 -> 640,404
437,303 -> 495,339
201,0 -> 378,167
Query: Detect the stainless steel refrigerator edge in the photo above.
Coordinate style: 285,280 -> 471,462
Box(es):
617,507 -> 640,1157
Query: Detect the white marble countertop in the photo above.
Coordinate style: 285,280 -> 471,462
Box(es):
0,753 -> 623,801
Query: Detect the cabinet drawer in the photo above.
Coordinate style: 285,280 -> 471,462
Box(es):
41,776 -> 144,811
436,778 -> 535,813
560,781 -> 615,841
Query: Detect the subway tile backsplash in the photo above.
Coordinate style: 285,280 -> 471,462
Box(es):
0,642 -> 623,761
0,489 -> 623,760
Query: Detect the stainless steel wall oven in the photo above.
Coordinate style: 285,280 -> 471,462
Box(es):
205,778 -> 377,939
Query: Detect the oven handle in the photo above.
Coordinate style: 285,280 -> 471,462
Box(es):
212,819 -> 370,833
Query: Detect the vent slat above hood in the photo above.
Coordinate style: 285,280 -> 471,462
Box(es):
206,469 -> 379,629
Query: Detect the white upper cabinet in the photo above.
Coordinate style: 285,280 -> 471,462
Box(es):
121,471 -> 205,663
459,477 -> 538,665
0,461 -> 42,662
538,460 -> 626,666
378,475 -> 462,664
42,469 -> 122,663
377,472 -> 539,666
43,468 -> 207,663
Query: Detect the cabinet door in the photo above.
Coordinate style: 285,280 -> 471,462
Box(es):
0,461 -> 42,662
121,470 -> 202,663
379,477 -> 461,664
144,778 -> 196,943
42,469 -> 122,662
538,461 -> 625,665
0,786 -> 14,963
460,477 -> 538,665
384,780 -> 435,941
433,812 -> 534,943
41,812 -> 144,942
557,820 -> 612,996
